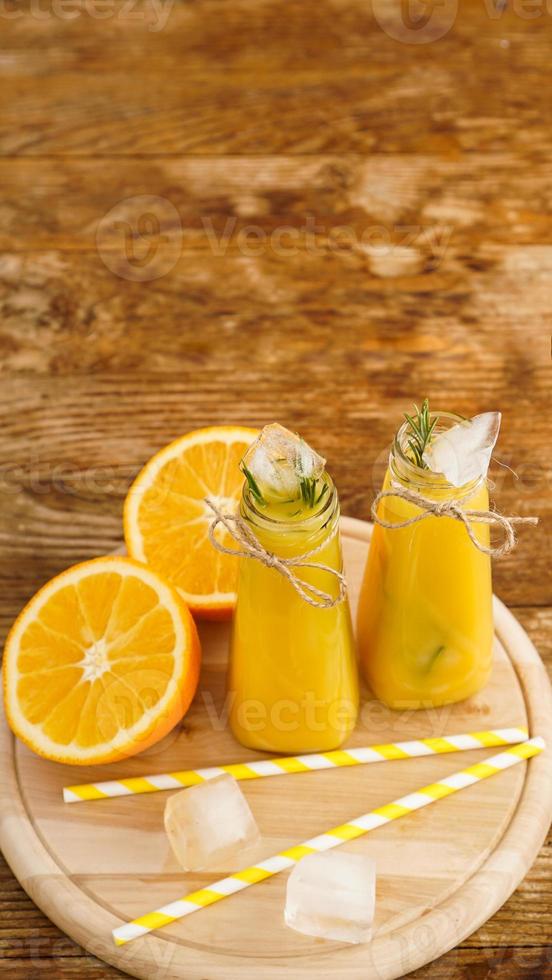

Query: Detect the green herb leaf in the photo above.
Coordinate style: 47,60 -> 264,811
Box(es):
240,463 -> 266,506
315,483 -> 329,505
299,476 -> 318,508
404,398 -> 439,469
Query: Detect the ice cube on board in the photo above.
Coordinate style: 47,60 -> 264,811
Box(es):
164,774 -> 260,871
284,851 -> 376,944
422,411 -> 501,487
242,423 -> 326,501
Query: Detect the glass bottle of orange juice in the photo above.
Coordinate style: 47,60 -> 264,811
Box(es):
227,424 -> 359,753
357,404 -> 496,710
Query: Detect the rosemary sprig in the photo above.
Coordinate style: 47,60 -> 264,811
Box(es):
404,398 -> 439,469
299,476 -> 317,508
241,463 -> 266,506
298,477 -> 329,509
315,482 -> 329,505
296,436 -> 326,509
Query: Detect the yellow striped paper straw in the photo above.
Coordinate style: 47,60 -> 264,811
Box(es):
112,735 -> 544,946
64,727 -> 528,803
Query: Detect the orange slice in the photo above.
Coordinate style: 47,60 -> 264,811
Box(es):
3,557 -> 200,765
124,426 -> 258,619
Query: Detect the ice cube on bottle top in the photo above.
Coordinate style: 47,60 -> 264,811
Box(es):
422,411 -> 501,488
241,423 -> 326,503
284,850 -> 376,944
164,773 -> 260,871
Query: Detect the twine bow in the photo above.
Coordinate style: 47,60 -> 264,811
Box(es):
205,498 -> 347,608
371,486 -> 538,558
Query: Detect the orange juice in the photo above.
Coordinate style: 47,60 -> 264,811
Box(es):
357,413 -> 493,709
228,477 -> 358,753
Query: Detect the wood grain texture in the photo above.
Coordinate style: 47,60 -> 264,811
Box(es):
1,0 -> 551,974
1,1 -> 552,156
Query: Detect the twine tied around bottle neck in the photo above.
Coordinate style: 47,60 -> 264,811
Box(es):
371,486 -> 538,558
205,498 -> 348,609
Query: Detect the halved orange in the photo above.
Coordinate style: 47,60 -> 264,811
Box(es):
124,426 -> 258,619
3,556 -> 200,765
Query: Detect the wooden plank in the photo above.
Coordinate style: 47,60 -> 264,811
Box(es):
411,947 -> 552,978
2,154 -> 552,252
1,1 -> 552,155
0,369 -> 549,617
0,251 -> 550,373
0,959 -> 125,978
515,608 -> 552,661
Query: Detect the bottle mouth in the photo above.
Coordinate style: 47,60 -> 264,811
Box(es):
241,471 -> 338,534
392,410 -> 483,496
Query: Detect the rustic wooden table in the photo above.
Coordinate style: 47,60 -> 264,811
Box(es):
0,0 -> 550,976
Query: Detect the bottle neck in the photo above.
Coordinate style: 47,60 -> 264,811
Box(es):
240,474 -> 340,554
389,411 -> 484,502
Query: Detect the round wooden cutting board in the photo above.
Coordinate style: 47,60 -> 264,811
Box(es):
1,517 -> 551,980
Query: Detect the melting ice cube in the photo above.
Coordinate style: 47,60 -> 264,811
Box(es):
241,423 -> 326,501
422,411 -> 501,488
284,851 -> 376,944
164,774 -> 260,871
